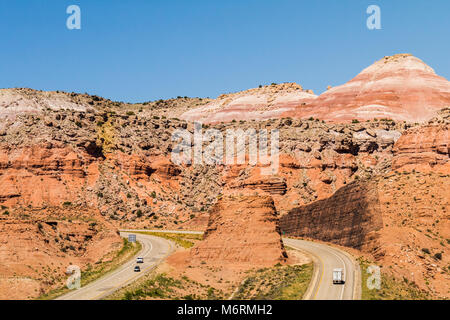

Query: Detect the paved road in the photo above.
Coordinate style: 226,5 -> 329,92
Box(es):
283,238 -> 360,300
56,230 -> 360,300
121,229 -> 203,235
123,231 -> 361,300
56,232 -> 173,300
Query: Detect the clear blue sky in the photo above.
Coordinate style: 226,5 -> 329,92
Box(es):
1,0 -> 449,103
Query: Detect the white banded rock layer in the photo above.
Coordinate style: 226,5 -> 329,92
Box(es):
285,54 -> 450,123
181,83 -> 317,124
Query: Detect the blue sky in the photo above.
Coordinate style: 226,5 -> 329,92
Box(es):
1,0 -> 449,103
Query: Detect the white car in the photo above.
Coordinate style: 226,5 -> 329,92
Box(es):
136,257 -> 144,264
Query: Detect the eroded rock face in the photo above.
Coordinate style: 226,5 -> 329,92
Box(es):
392,110 -> 450,173
0,88 -> 90,120
0,207 -> 121,300
280,171 -> 450,298
0,144 -> 96,207
181,83 -> 317,124
279,181 -> 383,250
189,195 -> 287,267
181,54 -> 450,124
284,54 -> 450,123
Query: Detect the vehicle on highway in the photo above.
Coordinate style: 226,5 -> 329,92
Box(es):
136,257 -> 144,263
134,266 -> 141,272
332,268 -> 345,284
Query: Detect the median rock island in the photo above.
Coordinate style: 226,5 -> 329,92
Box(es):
189,194 -> 288,267
165,191 -> 299,294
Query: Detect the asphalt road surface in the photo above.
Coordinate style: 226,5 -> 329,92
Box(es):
283,238 -> 360,300
56,232 -> 173,300
56,230 -> 360,300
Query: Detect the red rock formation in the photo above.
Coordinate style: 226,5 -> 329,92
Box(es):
279,181 -> 383,250
189,195 -> 288,267
0,143 -> 97,207
229,176 -> 287,195
392,124 -> 449,173
0,207 -> 121,300
284,54 -> 450,123
280,171 -> 450,297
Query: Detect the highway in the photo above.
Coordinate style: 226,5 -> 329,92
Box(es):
283,238 -> 361,300
56,232 -> 173,300
55,229 -> 360,300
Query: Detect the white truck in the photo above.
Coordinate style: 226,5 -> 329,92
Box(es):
332,268 -> 345,284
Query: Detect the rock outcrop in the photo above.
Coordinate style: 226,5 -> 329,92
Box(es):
280,171 -> 450,297
181,83 -> 317,124
189,195 -> 288,267
392,109 -> 450,173
279,181 -> 383,250
181,54 -> 450,124
0,88 -> 91,120
229,176 -> 287,195
284,54 -> 450,123
0,207 -> 121,300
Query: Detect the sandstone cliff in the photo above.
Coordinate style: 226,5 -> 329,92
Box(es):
189,194 -> 287,267
279,181 -> 383,250
392,108 -> 450,173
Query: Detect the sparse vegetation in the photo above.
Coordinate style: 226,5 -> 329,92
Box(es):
134,231 -> 202,249
233,263 -> 313,300
37,238 -> 141,300
112,273 -> 224,300
359,258 -> 430,300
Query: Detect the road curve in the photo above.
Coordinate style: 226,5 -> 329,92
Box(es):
283,238 -> 361,300
120,231 -> 361,300
56,232 -> 173,300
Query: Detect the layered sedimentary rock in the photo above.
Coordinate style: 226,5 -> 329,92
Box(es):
281,170 -> 450,297
189,195 -> 288,267
392,109 -> 450,173
0,88 -> 91,120
284,54 -> 450,123
279,181 -> 383,250
181,54 -> 450,124
181,83 -> 317,124
0,144 -> 96,207
0,207 -> 121,299
392,124 -> 449,172
229,176 -> 287,195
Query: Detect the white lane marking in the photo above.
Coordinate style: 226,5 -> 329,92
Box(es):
326,247 -> 346,300
284,240 -> 323,300
285,239 -> 347,300
93,235 -> 154,286
59,234 -> 155,299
